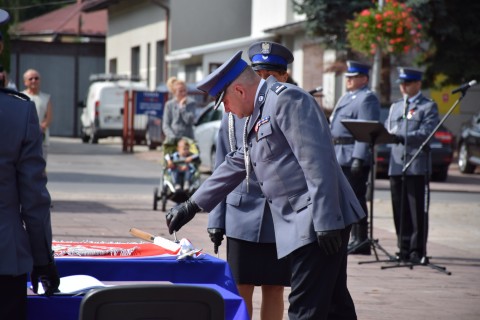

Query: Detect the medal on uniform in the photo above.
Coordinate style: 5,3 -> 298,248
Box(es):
407,109 -> 414,120
255,116 -> 270,133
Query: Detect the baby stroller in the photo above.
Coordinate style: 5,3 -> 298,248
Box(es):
153,137 -> 201,211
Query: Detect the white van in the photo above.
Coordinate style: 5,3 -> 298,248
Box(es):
80,75 -> 149,144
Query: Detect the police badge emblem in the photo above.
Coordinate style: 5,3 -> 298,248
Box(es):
261,42 -> 271,54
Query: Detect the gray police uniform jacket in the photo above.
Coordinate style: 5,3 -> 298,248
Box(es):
0,89 -> 53,275
385,93 -> 439,176
330,85 -> 380,166
207,103 -> 275,243
162,97 -> 196,141
192,78 -> 365,258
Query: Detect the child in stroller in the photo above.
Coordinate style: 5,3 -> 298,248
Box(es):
153,137 -> 201,211
165,138 -> 200,191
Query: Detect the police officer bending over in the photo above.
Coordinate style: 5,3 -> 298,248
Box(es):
166,51 -> 365,320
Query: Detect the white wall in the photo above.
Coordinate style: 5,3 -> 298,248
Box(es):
251,0 -> 304,36
106,1 -> 167,90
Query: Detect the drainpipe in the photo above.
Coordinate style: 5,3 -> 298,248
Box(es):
151,0 -> 169,81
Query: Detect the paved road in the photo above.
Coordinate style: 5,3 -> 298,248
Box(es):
47,137 -> 480,320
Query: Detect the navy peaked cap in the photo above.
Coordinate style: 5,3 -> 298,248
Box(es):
0,9 -> 9,26
248,41 -> 294,71
397,67 -> 423,83
345,60 -> 371,77
197,50 -> 248,109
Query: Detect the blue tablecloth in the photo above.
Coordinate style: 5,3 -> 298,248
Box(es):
27,255 -> 248,320
54,254 -> 237,293
28,283 -> 248,320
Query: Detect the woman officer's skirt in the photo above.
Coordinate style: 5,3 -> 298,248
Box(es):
227,237 -> 290,286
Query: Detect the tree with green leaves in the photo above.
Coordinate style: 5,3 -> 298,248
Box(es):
408,0 -> 480,88
292,0 -> 374,53
293,0 -> 392,103
295,0 -> 480,94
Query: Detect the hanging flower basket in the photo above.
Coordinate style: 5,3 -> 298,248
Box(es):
346,0 -> 423,56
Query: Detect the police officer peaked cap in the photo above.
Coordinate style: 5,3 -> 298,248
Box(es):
397,67 -> 423,83
248,41 -> 294,71
197,50 -> 248,110
0,9 -> 10,25
345,60 -> 371,77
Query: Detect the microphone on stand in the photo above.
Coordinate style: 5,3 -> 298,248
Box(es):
308,86 -> 323,96
451,80 -> 477,94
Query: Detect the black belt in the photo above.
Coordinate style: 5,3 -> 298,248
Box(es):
332,137 -> 355,145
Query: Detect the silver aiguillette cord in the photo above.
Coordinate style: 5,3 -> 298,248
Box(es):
243,115 -> 251,193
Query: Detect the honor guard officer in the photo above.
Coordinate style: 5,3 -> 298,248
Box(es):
385,67 -> 439,263
0,8 -> 60,320
330,60 -> 380,255
166,50 -> 365,320
249,40 -> 294,80
207,41 -> 293,319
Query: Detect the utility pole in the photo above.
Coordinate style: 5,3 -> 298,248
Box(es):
371,0 -> 383,95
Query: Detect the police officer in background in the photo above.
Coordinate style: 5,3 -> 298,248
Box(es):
207,41 -> 292,319
166,50 -> 365,319
330,61 -> 380,255
385,67 -> 439,263
0,9 -> 60,320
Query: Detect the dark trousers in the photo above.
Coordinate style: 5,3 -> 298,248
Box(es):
0,274 -> 27,320
287,227 -> 356,320
341,166 -> 369,221
390,175 -> 428,256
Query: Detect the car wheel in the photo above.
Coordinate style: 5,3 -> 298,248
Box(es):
89,127 -> 99,144
81,132 -> 90,143
431,166 -> 449,182
458,142 -> 475,174
145,130 -> 156,150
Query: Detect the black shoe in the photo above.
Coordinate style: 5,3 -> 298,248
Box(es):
409,251 -> 423,264
395,251 -> 410,261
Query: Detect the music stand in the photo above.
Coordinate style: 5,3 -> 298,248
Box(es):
341,119 -> 397,263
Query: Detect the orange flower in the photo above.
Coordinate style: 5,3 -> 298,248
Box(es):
360,9 -> 370,16
346,0 -> 423,56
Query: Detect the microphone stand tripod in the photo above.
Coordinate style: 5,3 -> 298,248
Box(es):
380,88 -> 472,275
341,120 -> 397,263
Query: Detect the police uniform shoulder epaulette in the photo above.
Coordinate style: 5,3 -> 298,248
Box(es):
270,82 -> 288,95
424,96 -> 434,102
0,87 -> 30,101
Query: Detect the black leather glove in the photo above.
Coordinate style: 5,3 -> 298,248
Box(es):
207,228 -> 225,254
395,135 -> 405,144
30,262 -> 60,296
166,199 -> 201,234
350,158 -> 364,177
316,230 -> 343,255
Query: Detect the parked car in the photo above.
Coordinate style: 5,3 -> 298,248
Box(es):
457,111 -> 480,173
375,107 -> 454,181
79,74 -> 149,144
194,101 -> 224,172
